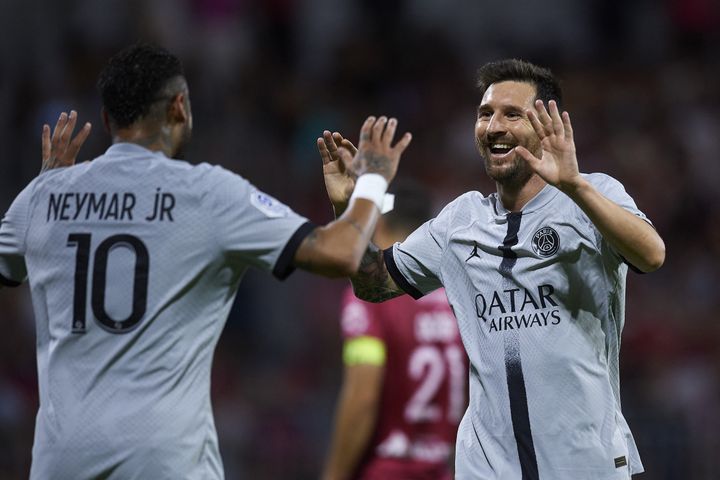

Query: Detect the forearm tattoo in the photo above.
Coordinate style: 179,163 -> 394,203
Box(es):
351,243 -> 403,302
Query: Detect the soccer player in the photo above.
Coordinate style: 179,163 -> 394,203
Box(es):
321,181 -> 467,480
0,44 -> 411,480
319,59 -> 666,479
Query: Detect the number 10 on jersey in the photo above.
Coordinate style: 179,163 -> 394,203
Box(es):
67,233 -> 150,334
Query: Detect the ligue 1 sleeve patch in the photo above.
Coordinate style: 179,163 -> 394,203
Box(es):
249,190 -> 290,218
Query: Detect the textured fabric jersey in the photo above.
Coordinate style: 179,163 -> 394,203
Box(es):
0,143 -> 313,480
339,287 -> 466,480
385,174 -> 648,480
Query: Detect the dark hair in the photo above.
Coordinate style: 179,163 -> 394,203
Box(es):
385,180 -> 434,233
97,44 -> 184,128
476,59 -> 562,107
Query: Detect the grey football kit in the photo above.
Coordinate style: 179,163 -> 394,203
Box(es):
385,174 -> 648,479
0,143 -> 314,479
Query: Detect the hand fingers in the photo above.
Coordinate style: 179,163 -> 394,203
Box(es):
514,145 -> 540,168
337,148 -> 357,179
372,116 -> 388,142
526,108 -> 546,140
391,132 -> 413,154
51,112 -> 68,148
64,122 -> 92,166
358,116 -> 376,145
333,132 -> 358,156
562,111 -> 573,142
547,100 -> 564,137
41,124 -> 51,162
332,132 -> 358,157
322,130 -> 341,159
382,117 -> 397,145
534,100 -> 554,137
317,137 -> 333,166
339,138 -> 358,156
59,111 -> 79,148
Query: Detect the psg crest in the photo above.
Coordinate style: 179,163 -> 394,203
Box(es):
532,226 -> 560,257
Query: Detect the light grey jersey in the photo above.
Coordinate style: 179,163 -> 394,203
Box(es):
0,143 -> 312,480
385,173 -> 649,480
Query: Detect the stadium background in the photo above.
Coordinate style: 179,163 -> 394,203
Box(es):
0,0 -> 718,478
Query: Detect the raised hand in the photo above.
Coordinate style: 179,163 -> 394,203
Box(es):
515,100 -> 581,193
318,130 -> 358,215
318,116 -> 411,215
41,110 -> 92,173
350,116 -> 411,182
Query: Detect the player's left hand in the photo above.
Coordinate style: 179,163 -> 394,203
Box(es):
41,110 -> 92,173
516,100 -> 583,193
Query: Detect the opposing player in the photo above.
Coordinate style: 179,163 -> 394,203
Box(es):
319,59 -> 665,479
0,44 -> 411,479
321,180 -> 467,480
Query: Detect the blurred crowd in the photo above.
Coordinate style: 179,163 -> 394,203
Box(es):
1,0 -> 719,478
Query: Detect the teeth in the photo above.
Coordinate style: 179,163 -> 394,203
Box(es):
491,144 -> 514,149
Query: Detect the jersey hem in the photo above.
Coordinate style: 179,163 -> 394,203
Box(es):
272,221 -> 316,280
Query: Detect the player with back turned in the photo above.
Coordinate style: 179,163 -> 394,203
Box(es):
0,44 -> 412,480
321,180 -> 467,480
319,59 -> 665,479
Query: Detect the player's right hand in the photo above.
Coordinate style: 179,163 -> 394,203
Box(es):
318,130 -> 357,216
41,110 -> 92,173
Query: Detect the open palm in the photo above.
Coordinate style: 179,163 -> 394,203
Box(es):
317,131 -> 357,214
516,100 -> 581,192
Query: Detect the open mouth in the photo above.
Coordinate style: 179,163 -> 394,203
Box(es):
489,143 -> 516,155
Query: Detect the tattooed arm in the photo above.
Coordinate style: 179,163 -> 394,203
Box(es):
349,243 -> 404,302
293,115 -> 412,278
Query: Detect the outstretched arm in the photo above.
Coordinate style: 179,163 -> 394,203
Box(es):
309,124 -> 406,300
1,111 -> 92,290
293,116 -> 412,277
516,100 -> 665,272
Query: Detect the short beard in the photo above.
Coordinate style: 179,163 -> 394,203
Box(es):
482,152 -> 532,188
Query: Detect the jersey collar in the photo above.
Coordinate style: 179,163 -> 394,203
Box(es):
490,182 -> 560,218
105,142 -> 170,159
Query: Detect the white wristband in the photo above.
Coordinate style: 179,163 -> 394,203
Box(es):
350,174 -> 388,211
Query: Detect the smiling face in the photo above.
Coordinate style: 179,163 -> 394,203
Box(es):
475,80 -> 542,186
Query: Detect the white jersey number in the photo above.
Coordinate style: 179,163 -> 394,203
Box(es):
67,233 -> 149,334
405,344 -> 466,423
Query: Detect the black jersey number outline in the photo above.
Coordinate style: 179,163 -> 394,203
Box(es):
67,233 -> 149,334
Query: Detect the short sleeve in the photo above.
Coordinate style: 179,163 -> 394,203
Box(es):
207,167 -> 314,279
586,173 -> 650,225
582,173 -> 652,267
385,201 -> 455,299
0,184 -> 33,286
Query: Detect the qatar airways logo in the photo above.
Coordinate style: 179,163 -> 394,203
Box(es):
475,284 -> 561,332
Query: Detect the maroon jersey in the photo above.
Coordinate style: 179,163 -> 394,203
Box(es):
340,287 -> 467,480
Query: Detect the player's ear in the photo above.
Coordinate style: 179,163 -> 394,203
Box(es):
168,93 -> 189,125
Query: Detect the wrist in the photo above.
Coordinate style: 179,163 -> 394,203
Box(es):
559,176 -> 590,197
349,174 -> 388,211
